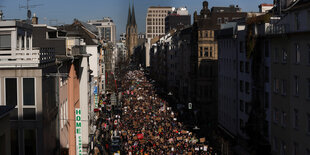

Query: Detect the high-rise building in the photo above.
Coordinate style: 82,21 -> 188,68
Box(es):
126,3 -> 138,57
146,6 -> 173,39
88,17 -> 116,44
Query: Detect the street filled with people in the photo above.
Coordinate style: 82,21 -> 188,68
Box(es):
93,69 -> 214,155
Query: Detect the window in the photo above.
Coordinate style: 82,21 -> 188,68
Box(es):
308,44 -> 310,64
240,61 -> 244,72
200,47 -> 203,57
274,48 -> 279,63
308,79 -> 310,98
294,109 -> 299,129
280,141 -> 286,155
240,119 -> 244,132
0,34 -> 11,50
204,47 -> 208,57
273,136 -> 278,151
294,76 -> 299,96
245,102 -> 250,114
307,114 -> 310,133
295,12 -> 300,30
23,108 -> 36,120
274,78 -> 279,93
245,82 -> 250,94
281,112 -> 287,127
282,49 -> 287,63
240,41 -> 244,53
293,142 -> 299,155
224,17 -> 229,23
265,67 -> 269,82
245,62 -> 250,73
11,128 -> 19,155
281,80 -> 287,95
265,92 -> 269,108
205,31 -> 208,38
240,100 -> 244,112
23,78 -> 35,105
240,80 -> 244,92
24,129 -> 36,155
5,78 -> 17,106
217,18 -> 222,24
265,41 -> 269,57
296,43 -> 300,64
210,47 -> 213,57
273,108 -> 279,123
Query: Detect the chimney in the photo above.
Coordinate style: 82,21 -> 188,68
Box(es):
0,10 -> 3,21
32,13 -> 38,24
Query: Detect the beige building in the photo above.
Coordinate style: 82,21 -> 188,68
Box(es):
146,6 -> 173,39
269,0 -> 310,154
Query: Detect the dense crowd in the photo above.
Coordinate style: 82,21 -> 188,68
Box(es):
116,70 -> 214,155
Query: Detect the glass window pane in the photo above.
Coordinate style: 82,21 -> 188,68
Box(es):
0,34 -> 11,50
10,108 -> 18,120
11,128 -> 19,155
5,78 -> 17,106
24,129 -> 36,155
23,108 -> 36,120
23,78 -> 35,105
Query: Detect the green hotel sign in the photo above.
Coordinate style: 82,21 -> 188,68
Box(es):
76,109 -> 82,155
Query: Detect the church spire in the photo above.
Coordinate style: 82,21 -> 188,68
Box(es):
131,2 -> 136,26
126,3 -> 131,26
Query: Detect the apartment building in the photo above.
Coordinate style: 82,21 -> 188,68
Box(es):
88,17 -> 116,44
269,0 -> 310,154
0,19 -> 58,155
146,6 -> 173,39
190,1 -> 248,138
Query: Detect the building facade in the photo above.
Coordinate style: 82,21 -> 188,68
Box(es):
165,7 -> 191,33
146,6 -> 173,39
269,0 -> 310,154
88,17 -> 116,44
0,20 -> 58,155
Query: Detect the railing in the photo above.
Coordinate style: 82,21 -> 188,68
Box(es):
266,24 -> 289,35
0,47 -> 55,67
71,45 -> 86,55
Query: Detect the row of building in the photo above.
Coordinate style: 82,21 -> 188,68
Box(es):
137,0 -> 310,154
0,11 -> 122,155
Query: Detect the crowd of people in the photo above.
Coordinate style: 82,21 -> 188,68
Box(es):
116,70 -> 214,154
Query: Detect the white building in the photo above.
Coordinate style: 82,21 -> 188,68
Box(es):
88,17 -> 116,44
146,6 -> 173,39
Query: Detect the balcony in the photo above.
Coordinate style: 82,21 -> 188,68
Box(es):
0,47 -> 55,68
266,24 -> 289,35
70,45 -> 86,56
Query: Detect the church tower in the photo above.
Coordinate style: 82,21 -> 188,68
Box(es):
126,2 -> 138,58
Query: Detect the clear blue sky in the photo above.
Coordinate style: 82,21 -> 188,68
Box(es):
1,0 -> 272,39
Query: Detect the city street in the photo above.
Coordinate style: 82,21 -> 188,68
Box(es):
93,69 -> 214,154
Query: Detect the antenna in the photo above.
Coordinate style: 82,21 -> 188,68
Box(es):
19,0 -> 42,20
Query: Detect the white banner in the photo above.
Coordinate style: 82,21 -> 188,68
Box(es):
76,108 -> 82,155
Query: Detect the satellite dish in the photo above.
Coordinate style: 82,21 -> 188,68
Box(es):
27,10 -> 31,19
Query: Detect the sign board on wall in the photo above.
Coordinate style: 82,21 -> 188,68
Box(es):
76,108 -> 82,155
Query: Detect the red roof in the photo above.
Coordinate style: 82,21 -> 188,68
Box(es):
260,3 -> 274,7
